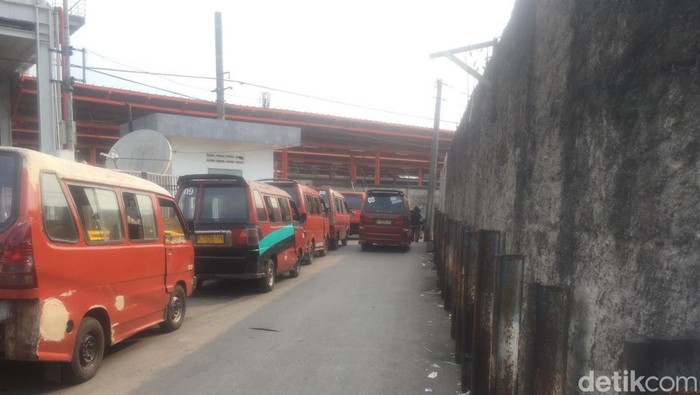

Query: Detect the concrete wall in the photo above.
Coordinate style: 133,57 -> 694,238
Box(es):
444,0 -> 699,391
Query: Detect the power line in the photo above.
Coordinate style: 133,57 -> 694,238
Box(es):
85,68 -> 204,100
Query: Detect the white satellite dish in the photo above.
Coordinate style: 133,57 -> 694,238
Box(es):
105,129 -> 172,174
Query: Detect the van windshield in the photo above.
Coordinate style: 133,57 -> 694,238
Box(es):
343,194 -> 363,209
363,194 -> 405,214
0,152 -> 18,230
277,185 -> 299,206
198,185 -> 249,223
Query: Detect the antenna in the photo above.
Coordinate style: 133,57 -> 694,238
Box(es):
105,129 -> 172,174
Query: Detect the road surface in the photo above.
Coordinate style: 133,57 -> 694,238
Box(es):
0,241 -> 460,394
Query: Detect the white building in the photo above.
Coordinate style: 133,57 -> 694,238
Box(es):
119,113 -> 301,180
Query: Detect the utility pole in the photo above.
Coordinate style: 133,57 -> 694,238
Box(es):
62,0 -> 75,157
425,79 -> 442,245
215,12 -> 225,120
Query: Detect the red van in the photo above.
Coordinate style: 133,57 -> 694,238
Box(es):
317,187 -> 350,250
359,189 -> 412,250
341,191 -> 366,236
176,175 -> 303,292
258,179 -> 330,263
0,147 -> 194,383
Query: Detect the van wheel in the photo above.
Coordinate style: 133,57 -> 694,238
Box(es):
329,236 -> 338,250
305,242 -> 315,264
341,232 -> 348,246
63,317 -> 104,384
160,285 -> 186,332
258,259 -> 275,293
319,238 -> 328,256
289,254 -> 301,278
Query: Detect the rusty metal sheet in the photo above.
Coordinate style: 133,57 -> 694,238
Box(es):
530,285 -> 571,395
470,230 -> 500,395
491,255 -> 525,395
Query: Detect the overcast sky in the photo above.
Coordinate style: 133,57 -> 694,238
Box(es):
69,0 -> 516,129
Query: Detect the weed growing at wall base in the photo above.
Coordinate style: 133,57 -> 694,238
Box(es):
578,371 -> 698,393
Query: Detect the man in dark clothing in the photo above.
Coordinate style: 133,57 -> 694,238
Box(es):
410,206 -> 422,242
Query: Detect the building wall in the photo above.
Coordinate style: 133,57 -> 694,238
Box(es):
443,0 -> 699,391
168,137 -> 274,180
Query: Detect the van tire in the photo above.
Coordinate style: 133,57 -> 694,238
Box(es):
305,242 -> 315,264
329,237 -> 338,250
160,285 -> 186,332
63,317 -> 104,384
289,254 -> 301,278
318,238 -> 328,256
341,232 -> 348,246
259,259 -> 275,293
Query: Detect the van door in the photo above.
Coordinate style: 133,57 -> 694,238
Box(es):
159,199 -> 194,292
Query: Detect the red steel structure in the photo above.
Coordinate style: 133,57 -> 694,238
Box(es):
9,76 -> 452,187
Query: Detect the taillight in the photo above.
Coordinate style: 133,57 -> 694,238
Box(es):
237,227 -> 260,246
0,223 -> 37,289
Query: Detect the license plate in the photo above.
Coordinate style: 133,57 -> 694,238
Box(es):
196,234 -> 225,245
376,219 -> 392,225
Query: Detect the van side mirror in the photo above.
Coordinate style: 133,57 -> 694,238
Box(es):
187,220 -> 196,236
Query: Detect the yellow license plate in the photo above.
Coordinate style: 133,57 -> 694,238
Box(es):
376,219 -> 392,225
196,234 -> 225,245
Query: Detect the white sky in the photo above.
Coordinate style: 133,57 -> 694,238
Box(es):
69,0 -> 516,129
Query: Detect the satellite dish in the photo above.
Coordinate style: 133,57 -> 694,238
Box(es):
105,129 -> 172,174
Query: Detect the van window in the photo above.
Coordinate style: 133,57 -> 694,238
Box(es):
160,199 -> 187,244
344,194 -> 364,210
254,190 -> 268,222
264,196 -> 282,223
41,173 -> 78,243
277,185 -> 299,206
177,185 -> 198,221
364,194 -> 406,214
335,197 -> 345,213
319,190 -> 330,208
278,197 -> 292,223
305,194 -> 316,215
69,185 -> 124,243
123,193 -> 158,241
200,185 -> 248,223
0,153 -> 18,230
315,197 -> 326,215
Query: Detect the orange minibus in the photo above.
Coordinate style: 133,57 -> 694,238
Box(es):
317,187 -> 350,250
340,191 -> 366,236
0,147 -> 195,383
258,179 -> 330,263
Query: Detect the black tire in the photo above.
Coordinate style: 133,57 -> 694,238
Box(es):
289,253 -> 301,278
341,231 -> 348,246
258,259 -> 275,293
160,285 -> 186,332
63,317 -> 105,384
305,242 -> 315,264
329,234 -> 339,250
318,238 -> 329,256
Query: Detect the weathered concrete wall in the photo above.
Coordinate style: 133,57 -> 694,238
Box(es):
444,0 -> 699,391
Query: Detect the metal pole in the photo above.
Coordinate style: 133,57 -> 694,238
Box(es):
215,12 -> 225,120
62,0 -> 75,155
425,79 -> 442,244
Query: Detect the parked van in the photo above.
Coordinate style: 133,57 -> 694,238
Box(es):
176,175 -> 303,292
0,147 -> 194,383
317,187 -> 350,249
340,191 -> 366,236
359,189 -> 412,250
258,179 -> 330,263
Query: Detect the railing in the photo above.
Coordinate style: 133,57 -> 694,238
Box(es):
51,0 -> 86,18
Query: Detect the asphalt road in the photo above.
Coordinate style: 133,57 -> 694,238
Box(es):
0,240 -> 461,395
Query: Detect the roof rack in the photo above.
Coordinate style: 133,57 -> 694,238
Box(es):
177,174 -> 247,185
